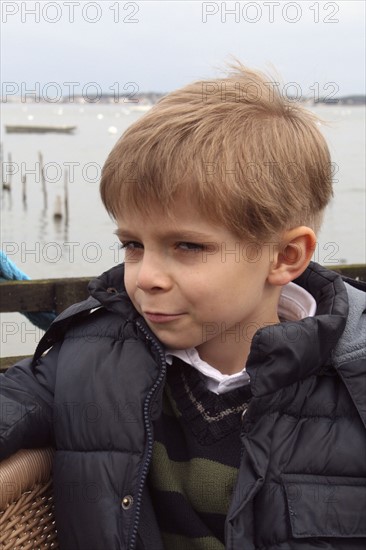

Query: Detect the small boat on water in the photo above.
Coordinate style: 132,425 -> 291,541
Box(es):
5,125 -> 77,134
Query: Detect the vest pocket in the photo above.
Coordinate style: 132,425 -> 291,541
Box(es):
282,474 -> 366,538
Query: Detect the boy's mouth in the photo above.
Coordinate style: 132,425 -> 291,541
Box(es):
143,312 -> 185,324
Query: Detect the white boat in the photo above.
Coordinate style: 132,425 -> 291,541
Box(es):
5,125 -> 77,134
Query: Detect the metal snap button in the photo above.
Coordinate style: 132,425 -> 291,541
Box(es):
121,495 -> 134,510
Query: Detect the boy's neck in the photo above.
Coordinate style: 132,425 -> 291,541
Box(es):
196,294 -> 281,376
196,320 -> 279,375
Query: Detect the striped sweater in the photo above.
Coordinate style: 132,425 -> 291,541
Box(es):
148,357 -> 252,549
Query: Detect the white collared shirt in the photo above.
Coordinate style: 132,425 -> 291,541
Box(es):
165,283 -> 316,394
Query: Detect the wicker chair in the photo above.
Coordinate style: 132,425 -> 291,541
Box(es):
0,448 -> 58,549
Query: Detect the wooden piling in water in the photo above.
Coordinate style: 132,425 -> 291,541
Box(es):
22,174 -> 27,207
53,195 -> 62,221
38,151 -> 47,209
2,152 -> 12,192
64,168 -> 69,226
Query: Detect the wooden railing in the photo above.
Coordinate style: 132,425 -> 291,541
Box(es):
1,265 -> 365,372
0,277 -> 91,315
0,277 -> 91,372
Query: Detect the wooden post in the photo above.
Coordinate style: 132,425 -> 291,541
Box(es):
2,152 -> 12,192
8,152 -> 12,190
64,168 -> 69,226
38,151 -> 47,209
22,174 -> 27,207
53,195 -> 63,221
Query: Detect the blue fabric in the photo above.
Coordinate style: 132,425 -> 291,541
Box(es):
0,250 -> 30,281
0,251 -> 57,331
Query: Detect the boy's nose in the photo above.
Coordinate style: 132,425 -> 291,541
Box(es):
135,254 -> 172,292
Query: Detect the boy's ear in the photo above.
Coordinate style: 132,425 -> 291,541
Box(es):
267,226 -> 317,286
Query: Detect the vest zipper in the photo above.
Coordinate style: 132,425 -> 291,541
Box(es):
128,320 -> 167,550
225,400 -> 251,549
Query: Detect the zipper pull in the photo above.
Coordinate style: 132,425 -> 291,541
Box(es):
241,403 -> 249,423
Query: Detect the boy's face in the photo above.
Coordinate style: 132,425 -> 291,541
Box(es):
116,197 -> 280,374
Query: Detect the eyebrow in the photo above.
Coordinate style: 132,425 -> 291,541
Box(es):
114,228 -> 215,241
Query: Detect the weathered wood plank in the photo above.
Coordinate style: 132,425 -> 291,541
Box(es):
327,264 -> 366,281
0,277 -> 92,314
53,278 -> 92,312
0,280 -> 54,312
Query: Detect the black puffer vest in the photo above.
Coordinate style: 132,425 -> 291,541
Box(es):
0,262 -> 365,549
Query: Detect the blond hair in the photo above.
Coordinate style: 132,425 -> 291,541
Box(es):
100,62 -> 332,241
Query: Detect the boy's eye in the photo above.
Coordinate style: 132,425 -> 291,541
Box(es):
119,241 -> 143,250
178,242 -> 205,252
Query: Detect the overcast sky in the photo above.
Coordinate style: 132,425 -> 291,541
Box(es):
1,1 -> 365,96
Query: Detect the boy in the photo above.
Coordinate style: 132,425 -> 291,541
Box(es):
1,63 -> 365,550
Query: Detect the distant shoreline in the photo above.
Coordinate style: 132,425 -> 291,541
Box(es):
2,94 -> 365,106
